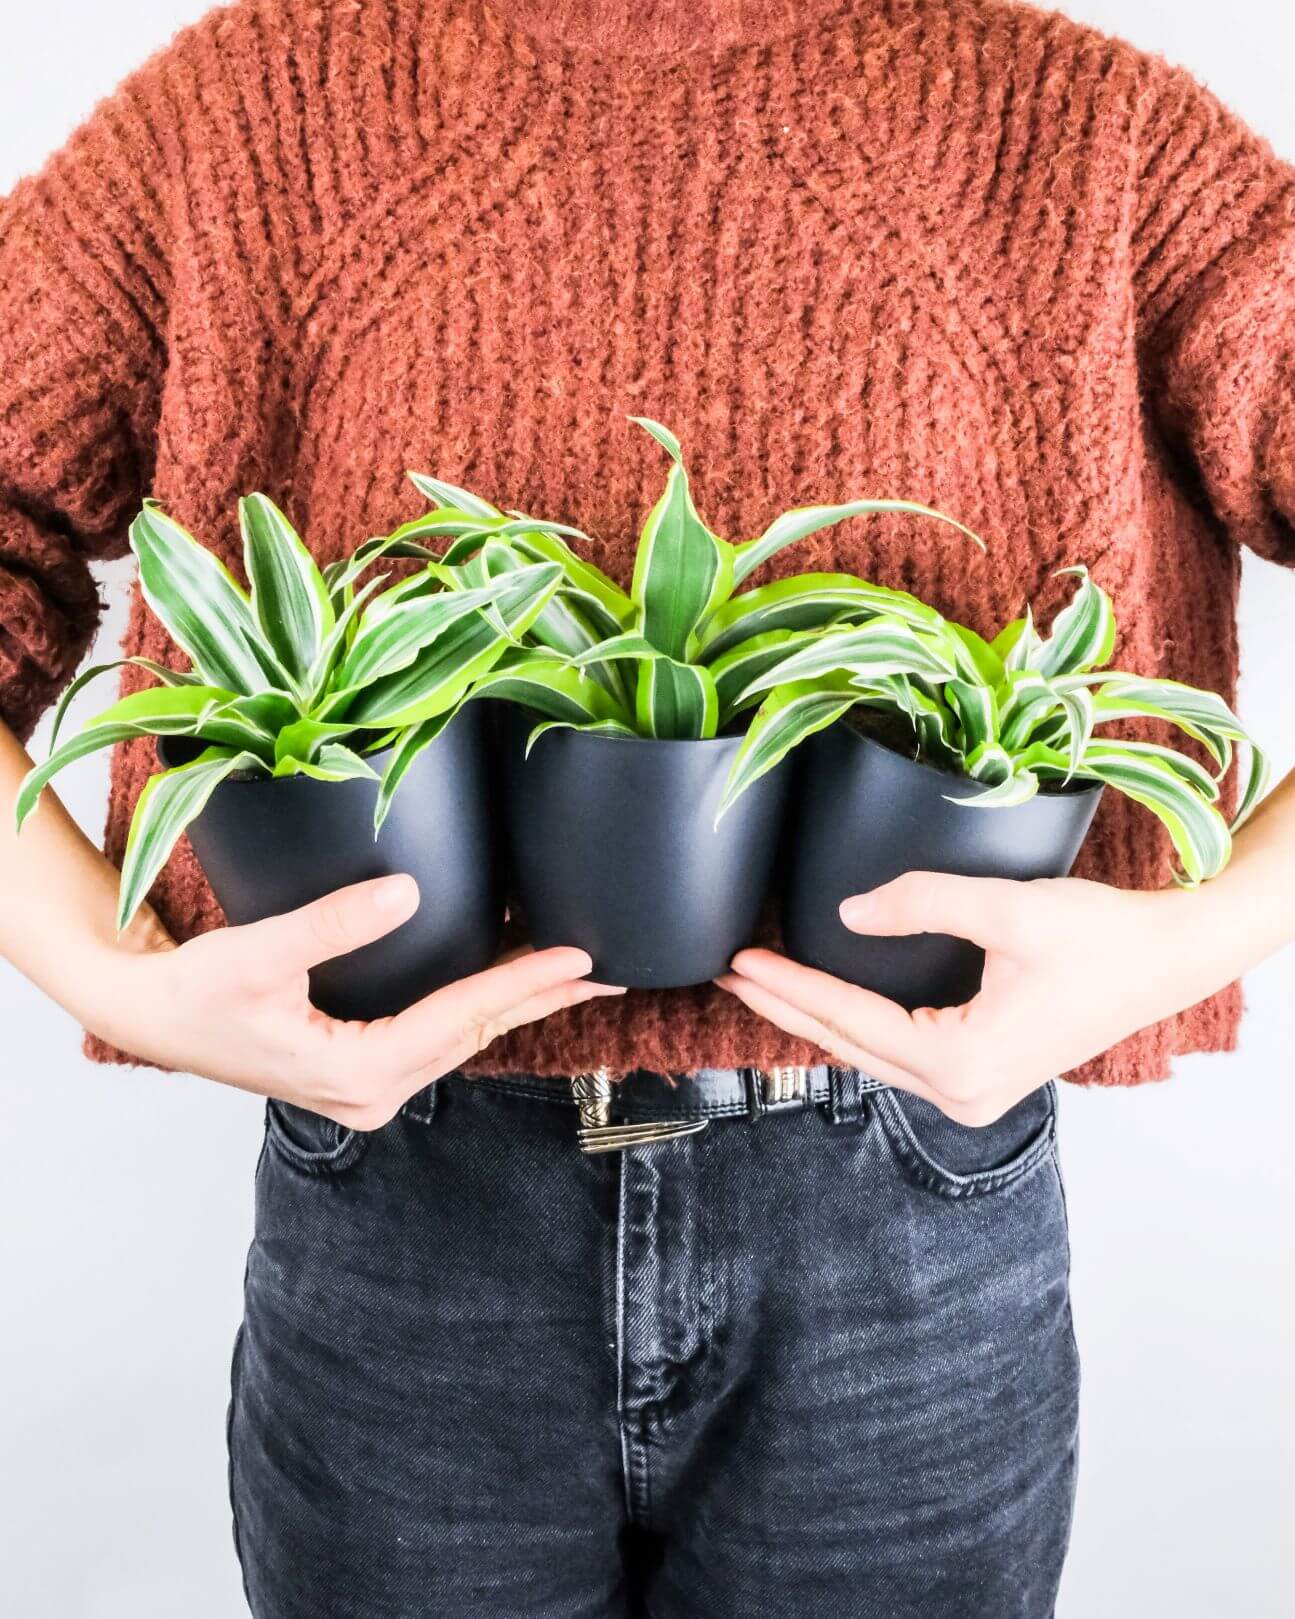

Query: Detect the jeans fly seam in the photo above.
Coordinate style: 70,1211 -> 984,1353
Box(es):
615,1151 -> 637,1522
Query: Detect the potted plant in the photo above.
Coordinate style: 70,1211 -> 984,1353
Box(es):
15,494 -> 565,1019
401,417 -> 986,987
718,565 -> 1270,1008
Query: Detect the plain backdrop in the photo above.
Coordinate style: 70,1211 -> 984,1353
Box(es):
1,2 -> 1292,1615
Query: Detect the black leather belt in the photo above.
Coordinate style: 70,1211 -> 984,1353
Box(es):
468,1065 -> 889,1153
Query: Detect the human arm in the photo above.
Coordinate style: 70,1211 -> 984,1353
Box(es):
0,718 -> 620,1125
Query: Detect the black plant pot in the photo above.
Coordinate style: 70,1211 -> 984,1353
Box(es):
500,708 -> 791,988
782,723 -> 1104,1009
158,704 -> 502,1021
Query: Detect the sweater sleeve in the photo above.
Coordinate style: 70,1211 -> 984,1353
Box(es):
1133,54 -> 1295,566
0,66 -> 171,741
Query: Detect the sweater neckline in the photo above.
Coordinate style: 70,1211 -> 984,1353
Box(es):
479,0 -> 860,59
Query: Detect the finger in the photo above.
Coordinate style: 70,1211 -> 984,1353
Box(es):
429,979 -> 628,1073
839,871 -> 1027,953
727,947 -> 936,1077
231,874 -> 421,977
373,946 -> 608,1069
713,972 -> 944,1105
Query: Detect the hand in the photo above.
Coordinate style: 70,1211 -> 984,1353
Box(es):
716,871 -> 1255,1126
81,874 -> 622,1128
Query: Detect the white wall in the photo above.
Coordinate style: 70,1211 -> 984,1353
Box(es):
0,3 -> 1291,1615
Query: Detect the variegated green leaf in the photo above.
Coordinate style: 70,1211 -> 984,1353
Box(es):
1078,672 -> 1270,831
273,744 -> 381,783
47,656 -> 205,751
954,766 -> 1041,809
851,675 -> 962,766
716,678 -> 857,820
698,572 -> 943,660
70,686 -> 281,766
335,567 -> 555,693
373,708 -> 459,831
116,748 -> 266,931
732,498 -> 987,587
998,669 -> 1063,750
508,528 -> 633,637
524,717 -> 639,756
569,632 -> 664,668
709,629 -> 826,723
635,657 -> 720,740
335,563 -> 561,727
273,716 -> 367,767
469,648 -> 630,727
737,618 -> 959,702
406,470 -> 506,520
1063,739 -> 1233,884
130,504 -> 290,695
964,741 -> 1016,787
628,417 -> 735,659
464,535 -> 631,705
946,622 -> 1005,686
944,679 -> 998,754
16,720 -> 154,832
304,573 -> 391,704
1084,738 -> 1221,801
1032,566 -> 1116,677
993,609 -> 1043,673
239,492 -> 334,687
1055,683 -> 1095,783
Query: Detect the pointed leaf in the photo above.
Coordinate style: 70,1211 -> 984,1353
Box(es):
716,679 -> 856,821
116,748 -> 265,931
239,492 -> 333,686
733,498 -> 987,586
373,709 -> 458,831
698,572 -> 943,660
130,504 -> 289,694
634,658 -> 719,740
1033,566 -> 1117,677
524,717 -> 639,756
628,418 -> 735,658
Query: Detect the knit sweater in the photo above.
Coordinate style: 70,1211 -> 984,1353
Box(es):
2,0 -> 1293,1085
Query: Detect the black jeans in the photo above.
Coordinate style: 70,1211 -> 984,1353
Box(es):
228,1072 -> 1078,1618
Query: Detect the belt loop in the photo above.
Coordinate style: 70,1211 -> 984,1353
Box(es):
400,1079 -> 440,1126
828,1066 -> 871,1126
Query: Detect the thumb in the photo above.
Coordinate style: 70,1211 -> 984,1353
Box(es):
230,874 -> 420,977
839,871 -> 1025,951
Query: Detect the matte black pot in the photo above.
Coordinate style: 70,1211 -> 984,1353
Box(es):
158,704 -> 502,1020
782,723 -> 1104,1009
501,708 -> 791,988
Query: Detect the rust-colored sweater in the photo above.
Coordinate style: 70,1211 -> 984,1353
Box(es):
2,0 -> 1293,1084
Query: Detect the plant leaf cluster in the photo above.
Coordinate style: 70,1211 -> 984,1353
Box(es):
720,566 -> 1269,883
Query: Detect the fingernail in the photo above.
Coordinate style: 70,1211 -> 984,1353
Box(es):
839,895 -> 872,927
587,982 -> 627,995
374,874 -> 418,912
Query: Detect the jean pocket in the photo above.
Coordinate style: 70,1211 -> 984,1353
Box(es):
873,1079 -> 1057,1199
263,1097 -> 369,1176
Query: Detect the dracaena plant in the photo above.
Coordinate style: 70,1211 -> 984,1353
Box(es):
398,417 -> 986,750
15,495 -> 563,931
719,564 -> 1270,884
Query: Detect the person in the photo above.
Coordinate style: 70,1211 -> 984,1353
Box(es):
2,1 -> 1293,1614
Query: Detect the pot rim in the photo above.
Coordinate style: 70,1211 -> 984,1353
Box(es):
156,732 -> 399,783
833,718 -> 1106,802
152,705 -> 502,782
507,705 -> 750,753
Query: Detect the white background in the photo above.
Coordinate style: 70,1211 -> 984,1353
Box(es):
1,3 -> 1291,1615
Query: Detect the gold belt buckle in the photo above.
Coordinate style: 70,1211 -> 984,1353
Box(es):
570,1069 -> 709,1155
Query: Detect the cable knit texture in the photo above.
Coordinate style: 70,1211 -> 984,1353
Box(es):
2,0 -> 1293,1083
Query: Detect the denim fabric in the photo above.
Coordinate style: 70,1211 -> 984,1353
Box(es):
228,1074 -> 1078,1618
